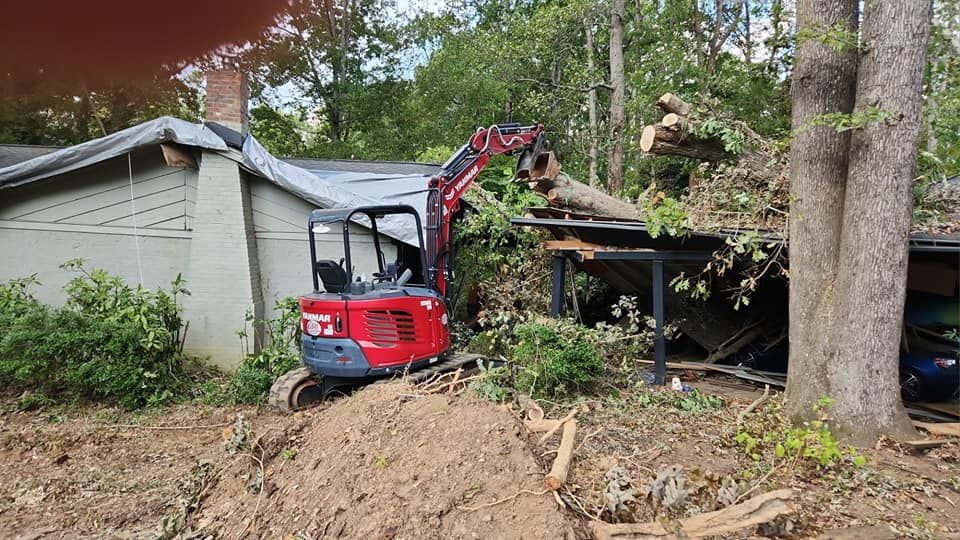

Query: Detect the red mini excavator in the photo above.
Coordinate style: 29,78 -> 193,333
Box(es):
269,123 -> 545,412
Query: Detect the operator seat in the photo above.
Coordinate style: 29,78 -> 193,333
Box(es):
315,260 -> 348,293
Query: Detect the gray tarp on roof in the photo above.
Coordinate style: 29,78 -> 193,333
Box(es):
241,136 -> 433,245
0,117 -> 228,189
0,144 -> 62,168
0,116 -> 437,246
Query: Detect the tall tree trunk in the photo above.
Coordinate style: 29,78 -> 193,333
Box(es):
584,15 -> 600,188
742,0 -> 752,63
607,0 -> 626,195
785,0 -> 859,423
828,0 -> 931,443
766,0 -> 785,73
788,0 -> 930,445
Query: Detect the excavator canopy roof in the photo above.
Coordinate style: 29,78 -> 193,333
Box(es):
308,204 -> 422,225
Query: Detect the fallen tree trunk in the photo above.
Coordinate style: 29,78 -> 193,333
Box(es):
590,489 -> 795,539
656,92 -> 690,116
639,93 -> 727,162
533,169 -> 639,219
637,92 -> 789,230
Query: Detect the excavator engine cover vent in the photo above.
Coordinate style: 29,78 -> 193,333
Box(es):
363,309 -> 417,347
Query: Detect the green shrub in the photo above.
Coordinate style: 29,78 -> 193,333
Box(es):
221,297 -> 302,404
0,261 -> 190,409
511,321 -> 604,398
734,398 -> 866,470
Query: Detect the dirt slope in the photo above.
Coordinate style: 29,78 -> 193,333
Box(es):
0,404 -> 238,538
193,382 -> 575,539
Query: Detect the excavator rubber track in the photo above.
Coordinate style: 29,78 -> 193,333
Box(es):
380,351 -> 485,385
269,352 -> 487,413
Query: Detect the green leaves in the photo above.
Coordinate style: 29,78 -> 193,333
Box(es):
511,321 -> 605,399
639,190 -> 689,239
805,107 -> 893,133
221,297 -> 303,405
734,398 -> 867,471
796,22 -> 861,53
0,264 -> 191,409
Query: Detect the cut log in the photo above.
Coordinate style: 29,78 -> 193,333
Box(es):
524,419 -> 561,433
543,172 -> 639,218
640,124 -> 726,161
590,489 -> 795,539
656,92 -> 690,116
545,419 -> 576,490
662,113 -> 685,130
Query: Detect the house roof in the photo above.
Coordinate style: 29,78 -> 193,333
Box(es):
282,157 -> 439,176
0,144 -> 62,168
0,117 -> 438,245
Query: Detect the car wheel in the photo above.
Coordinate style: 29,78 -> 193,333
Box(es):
899,369 -> 925,402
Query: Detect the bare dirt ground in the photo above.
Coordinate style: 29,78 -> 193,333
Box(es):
0,378 -> 958,539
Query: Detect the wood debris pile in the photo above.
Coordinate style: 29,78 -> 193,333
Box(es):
639,93 -> 789,231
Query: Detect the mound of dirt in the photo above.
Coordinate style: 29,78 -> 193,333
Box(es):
192,382 -> 576,539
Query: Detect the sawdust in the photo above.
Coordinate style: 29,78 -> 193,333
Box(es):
191,382 -> 575,539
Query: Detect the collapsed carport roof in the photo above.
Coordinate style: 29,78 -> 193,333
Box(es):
0,117 -> 440,246
511,209 -> 960,384
513,207 -> 960,254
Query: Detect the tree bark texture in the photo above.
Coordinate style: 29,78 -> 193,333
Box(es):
787,0 -> 931,444
537,172 -> 639,218
828,0 -> 932,443
606,0 -> 626,195
784,0 -> 859,425
584,15 -> 600,188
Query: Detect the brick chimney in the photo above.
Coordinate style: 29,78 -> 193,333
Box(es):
205,70 -> 249,135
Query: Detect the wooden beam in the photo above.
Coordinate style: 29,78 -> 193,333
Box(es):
160,143 -> 197,169
543,239 -> 605,251
912,421 -> 960,438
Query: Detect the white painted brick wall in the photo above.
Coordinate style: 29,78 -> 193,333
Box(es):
182,152 -> 263,370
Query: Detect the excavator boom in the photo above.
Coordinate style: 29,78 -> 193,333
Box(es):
425,123 -> 544,300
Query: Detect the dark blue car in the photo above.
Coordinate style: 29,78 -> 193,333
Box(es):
899,351 -> 959,402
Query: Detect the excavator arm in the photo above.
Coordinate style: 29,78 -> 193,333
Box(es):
425,123 -> 545,301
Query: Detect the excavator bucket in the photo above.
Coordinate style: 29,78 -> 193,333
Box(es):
529,151 -> 560,180
513,132 -> 547,180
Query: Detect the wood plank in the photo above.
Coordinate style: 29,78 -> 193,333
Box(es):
636,359 -> 739,373
543,239 -> 605,251
912,421 -> 960,438
904,439 -> 953,450
160,143 -> 197,169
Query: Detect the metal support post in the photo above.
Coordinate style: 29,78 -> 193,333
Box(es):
550,254 -> 566,318
652,259 -> 666,385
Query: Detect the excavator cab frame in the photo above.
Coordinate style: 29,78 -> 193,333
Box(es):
307,205 -> 429,295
